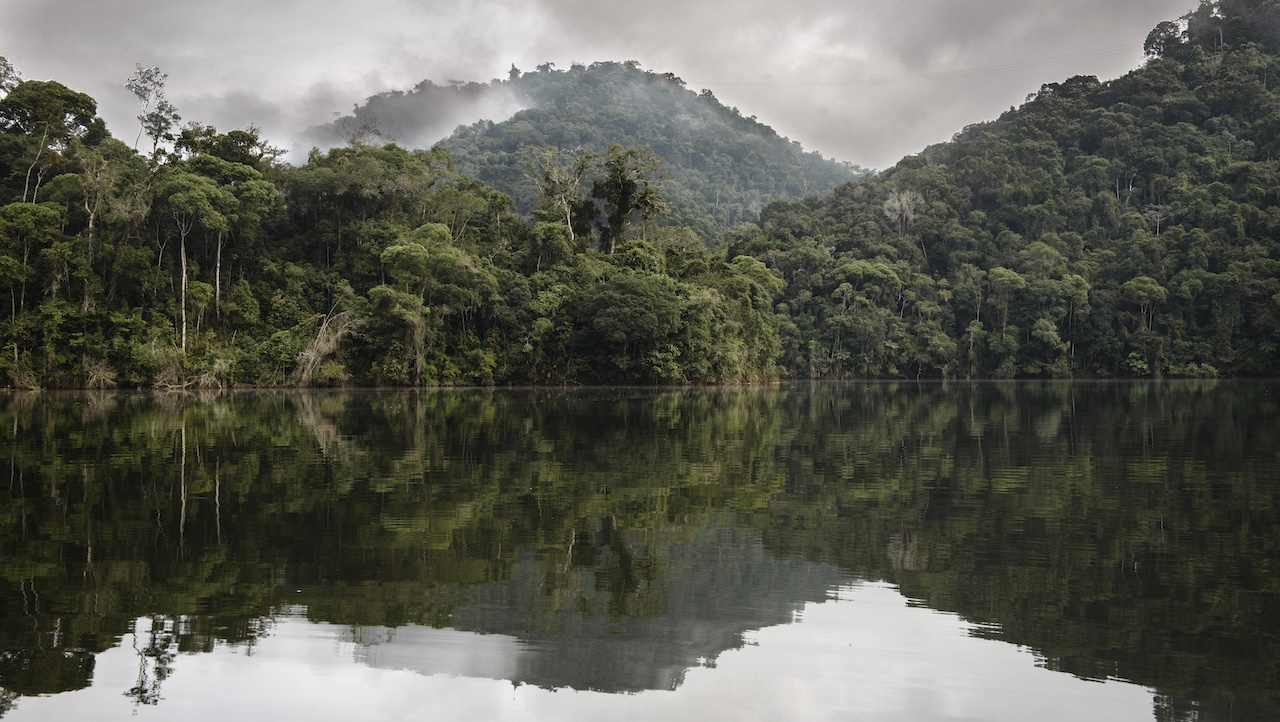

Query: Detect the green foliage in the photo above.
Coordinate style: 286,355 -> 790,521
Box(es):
429,61 -> 863,237
727,0 -> 1280,378
6,3 -> 1280,385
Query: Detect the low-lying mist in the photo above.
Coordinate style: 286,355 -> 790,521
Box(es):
300,78 -> 527,153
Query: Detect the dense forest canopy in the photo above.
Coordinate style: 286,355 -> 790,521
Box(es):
1,0 -> 1280,387
735,0 -> 1280,378
0,69 -> 784,388
307,60 -> 863,235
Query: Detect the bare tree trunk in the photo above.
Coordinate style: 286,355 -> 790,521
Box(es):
562,202 -> 575,244
18,242 -> 29,316
82,184 -> 100,313
180,231 -> 188,351
31,164 -> 50,203
214,231 -> 222,316
21,126 -> 49,204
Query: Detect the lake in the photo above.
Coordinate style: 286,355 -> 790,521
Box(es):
0,381 -> 1276,721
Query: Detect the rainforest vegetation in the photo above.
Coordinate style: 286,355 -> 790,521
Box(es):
310,58 -> 863,234
2,0 -> 1280,388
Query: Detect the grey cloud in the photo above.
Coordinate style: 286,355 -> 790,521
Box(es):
503,0 -> 1193,166
1,0 -> 1195,168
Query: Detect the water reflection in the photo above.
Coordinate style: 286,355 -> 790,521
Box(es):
17,584 -> 1159,722
441,524 -> 840,692
0,382 -> 1277,720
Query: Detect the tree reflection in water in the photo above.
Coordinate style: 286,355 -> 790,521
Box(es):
0,382 -> 1276,720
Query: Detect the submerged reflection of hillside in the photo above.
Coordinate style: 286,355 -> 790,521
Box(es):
345,523 -> 841,693
0,383 -> 1276,719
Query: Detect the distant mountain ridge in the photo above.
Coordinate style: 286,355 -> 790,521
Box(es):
306,61 -> 864,238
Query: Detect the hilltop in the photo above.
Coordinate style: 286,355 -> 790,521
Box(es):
307,61 -> 863,238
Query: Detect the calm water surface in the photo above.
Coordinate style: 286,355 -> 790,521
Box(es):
0,382 -> 1277,721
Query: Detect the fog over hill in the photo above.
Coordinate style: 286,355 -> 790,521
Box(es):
0,0 -> 1191,169
302,62 -> 861,234
301,78 -> 527,152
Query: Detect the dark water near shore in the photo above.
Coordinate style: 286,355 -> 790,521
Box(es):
0,381 -> 1277,721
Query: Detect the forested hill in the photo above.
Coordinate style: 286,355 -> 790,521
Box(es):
3,0 -> 1280,389
730,0 -> 1280,378
309,61 -> 863,237
0,59 -> 793,388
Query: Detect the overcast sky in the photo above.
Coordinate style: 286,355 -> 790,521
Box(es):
0,0 -> 1194,168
